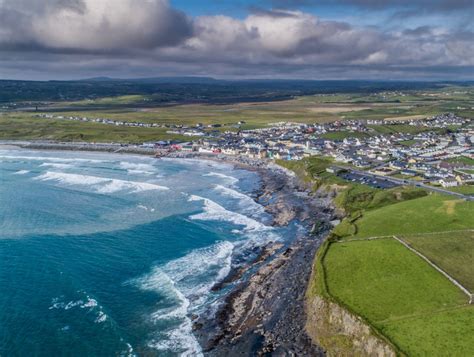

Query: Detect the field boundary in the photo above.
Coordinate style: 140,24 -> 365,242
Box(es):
337,229 -> 474,243
393,235 -> 473,304
377,304 -> 471,324
316,238 -> 406,355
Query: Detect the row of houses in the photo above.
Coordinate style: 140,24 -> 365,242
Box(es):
161,114 -> 473,188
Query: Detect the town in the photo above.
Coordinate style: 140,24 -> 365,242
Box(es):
35,112 -> 473,195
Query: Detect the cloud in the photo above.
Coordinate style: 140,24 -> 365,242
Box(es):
0,0 -> 472,79
0,0 -> 192,51
177,10 -> 384,65
271,0 -> 473,12
175,10 -> 473,68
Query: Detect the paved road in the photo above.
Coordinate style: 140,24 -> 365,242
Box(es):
335,165 -> 473,201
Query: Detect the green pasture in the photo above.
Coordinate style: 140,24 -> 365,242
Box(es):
401,231 -> 474,291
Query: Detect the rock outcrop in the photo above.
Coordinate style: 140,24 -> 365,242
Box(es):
306,295 -> 397,357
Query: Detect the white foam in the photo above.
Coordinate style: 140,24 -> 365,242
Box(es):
49,295 -> 108,326
213,184 -> 265,215
97,179 -> 169,194
203,172 -> 239,185
36,171 -> 169,194
148,319 -> 202,357
95,311 -> 107,323
38,171 -> 107,186
0,154 -> 105,164
40,163 -> 73,169
189,195 -> 268,232
122,343 -> 136,357
137,204 -> 155,212
135,241 -> 234,356
119,161 -> 156,175
82,298 -> 98,308
14,170 -> 29,175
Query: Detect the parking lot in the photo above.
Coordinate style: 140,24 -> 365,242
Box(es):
338,172 -> 400,189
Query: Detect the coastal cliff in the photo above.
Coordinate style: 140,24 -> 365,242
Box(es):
306,295 -> 397,357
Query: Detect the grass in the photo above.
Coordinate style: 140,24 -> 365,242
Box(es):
279,149 -> 474,356
325,239 -> 467,322
39,98 -> 350,128
319,131 -> 369,140
1,85 -> 472,142
344,106 -> 440,122
351,194 -> 474,238
446,156 -> 474,166
381,306 -> 474,357
324,238 -> 472,356
398,139 -> 418,146
401,231 -> 474,291
334,185 -> 426,215
445,185 -> 474,195
368,124 -> 437,135
321,193 -> 474,354
0,114 -> 195,143
276,156 -> 337,185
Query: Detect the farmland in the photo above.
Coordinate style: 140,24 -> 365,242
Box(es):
0,114 -> 194,142
401,231 -> 474,291
320,231 -> 474,356
1,81 -> 473,143
292,156 -> 474,356
347,194 -> 474,239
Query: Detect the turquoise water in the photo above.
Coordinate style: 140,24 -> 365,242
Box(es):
0,149 -> 295,356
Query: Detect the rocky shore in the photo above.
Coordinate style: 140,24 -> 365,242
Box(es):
2,141 -> 339,355
173,154 -> 338,356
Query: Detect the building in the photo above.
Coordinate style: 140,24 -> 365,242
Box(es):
439,178 -> 459,188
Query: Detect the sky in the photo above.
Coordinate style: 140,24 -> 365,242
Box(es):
0,0 -> 472,80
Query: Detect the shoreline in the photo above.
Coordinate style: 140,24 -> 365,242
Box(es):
1,140 -> 338,355
191,155 -> 336,355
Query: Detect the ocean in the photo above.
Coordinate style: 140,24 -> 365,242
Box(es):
0,149 -> 297,356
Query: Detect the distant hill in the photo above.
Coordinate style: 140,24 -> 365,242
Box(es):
79,76 -> 220,84
0,78 -> 473,104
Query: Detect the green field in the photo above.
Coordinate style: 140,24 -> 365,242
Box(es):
321,192 -> 474,355
381,306 -> 474,357
446,156 -> 474,166
350,194 -> 474,238
368,124 -> 439,135
445,185 -> 474,195
324,238 -> 473,356
401,231 -> 474,291
325,239 -> 467,321
296,156 -> 474,357
399,139 -> 418,146
1,84 -> 472,143
0,114 -> 196,143
319,131 -> 369,140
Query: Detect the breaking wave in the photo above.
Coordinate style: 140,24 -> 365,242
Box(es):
189,195 -> 269,232
213,184 -> 265,215
49,293 -> 108,325
36,171 -> 169,194
203,172 -> 239,185
0,154 -> 105,164
119,161 -> 156,175
40,163 -> 73,169
134,241 -> 234,356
